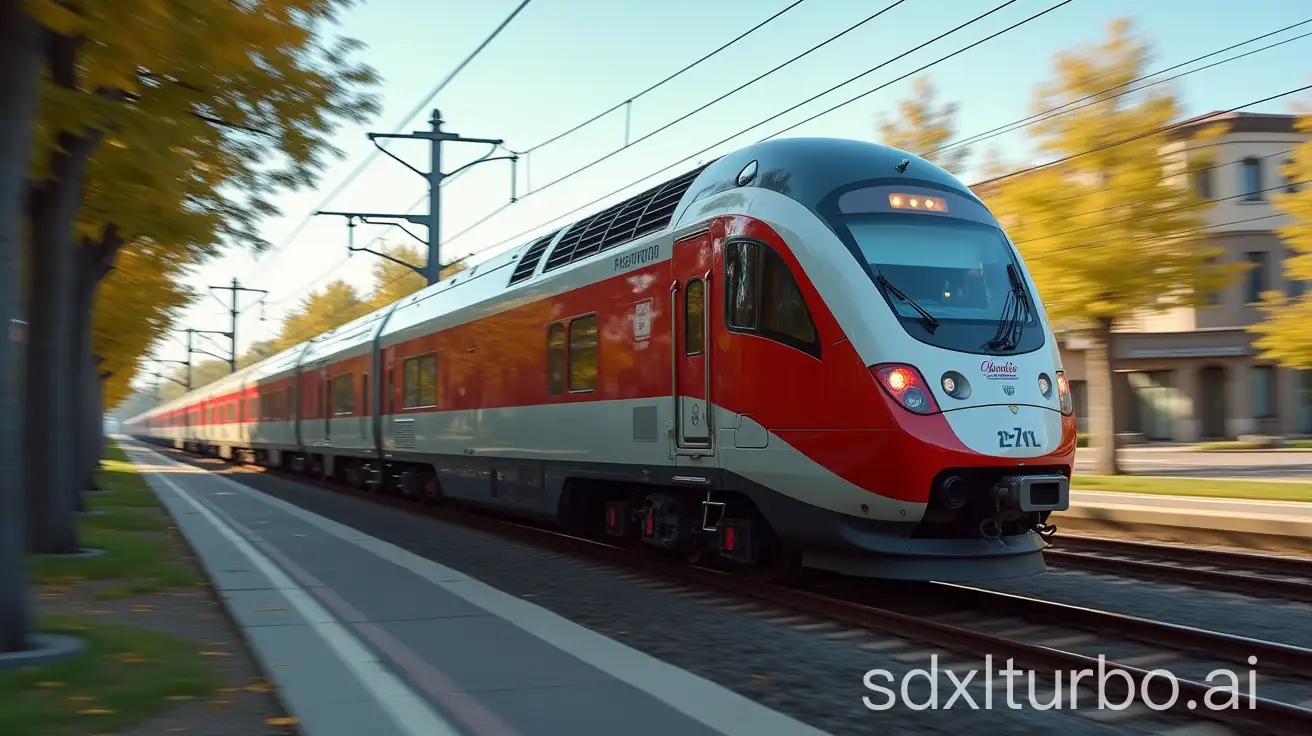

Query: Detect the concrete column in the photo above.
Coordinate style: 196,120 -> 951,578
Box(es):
1279,366 -> 1299,436
1226,358 -> 1254,437
1175,364 -> 1200,442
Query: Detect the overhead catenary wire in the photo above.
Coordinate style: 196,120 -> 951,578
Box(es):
1027,143 -> 1295,209
516,0 -> 816,154
1012,177 -> 1308,252
257,8 -> 1312,332
456,0 -> 1073,257
504,0 -> 918,199
245,0 -> 535,275
461,11 -> 1304,260
1020,149 -> 1297,227
974,83 -> 1312,188
926,17 -> 1312,158
248,0 -> 837,309
248,192 -> 429,314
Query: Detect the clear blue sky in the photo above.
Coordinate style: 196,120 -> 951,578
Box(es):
143,0 -> 1312,384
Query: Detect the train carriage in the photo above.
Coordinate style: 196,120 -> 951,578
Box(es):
126,137 -> 1076,582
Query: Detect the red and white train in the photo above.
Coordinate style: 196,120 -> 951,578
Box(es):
126,137 -> 1076,581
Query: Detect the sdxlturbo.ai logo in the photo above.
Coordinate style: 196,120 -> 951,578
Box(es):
862,656 -> 1258,711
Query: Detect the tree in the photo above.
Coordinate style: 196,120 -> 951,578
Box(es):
86,244 -> 193,488
0,0 -> 44,654
367,243 -> 467,309
274,280 -> 373,351
22,0 -> 379,553
875,76 -> 969,175
980,18 -> 1239,475
1250,111 -> 1312,365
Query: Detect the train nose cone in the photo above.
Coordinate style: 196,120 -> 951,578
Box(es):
941,404 -> 1066,457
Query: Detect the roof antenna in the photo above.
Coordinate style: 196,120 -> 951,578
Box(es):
895,158 -> 910,173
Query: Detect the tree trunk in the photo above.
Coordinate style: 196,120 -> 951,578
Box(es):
1086,316 -> 1121,475
25,177 -> 85,553
25,31 -> 104,555
96,364 -> 110,461
0,0 -> 43,654
73,232 -> 121,495
73,277 -> 98,495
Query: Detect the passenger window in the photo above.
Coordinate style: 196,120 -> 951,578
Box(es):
568,315 -> 598,392
403,358 -> 418,407
725,241 -> 756,329
332,374 -> 354,416
402,354 -> 437,408
724,239 -> 820,357
685,279 -> 705,355
547,323 -> 566,395
759,246 -> 818,347
418,355 -> 436,407
361,373 -> 369,416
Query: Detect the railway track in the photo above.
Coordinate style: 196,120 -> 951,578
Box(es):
1044,534 -> 1312,604
162,447 -> 1312,735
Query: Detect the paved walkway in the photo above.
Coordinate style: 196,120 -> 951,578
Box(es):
1061,489 -> 1312,546
125,441 -> 827,736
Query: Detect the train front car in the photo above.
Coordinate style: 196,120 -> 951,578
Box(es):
700,138 -> 1075,582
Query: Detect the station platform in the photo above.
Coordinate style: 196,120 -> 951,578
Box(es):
124,442 -> 826,736
1056,489 -> 1312,549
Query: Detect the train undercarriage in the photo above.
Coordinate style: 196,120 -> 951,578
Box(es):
151,436 -> 1062,584
165,439 -> 804,583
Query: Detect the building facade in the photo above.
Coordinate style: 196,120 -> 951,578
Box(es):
1044,112 -> 1309,441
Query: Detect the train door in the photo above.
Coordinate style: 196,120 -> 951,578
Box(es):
672,231 -> 713,452
382,346 -> 395,450
321,365 -> 331,441
360,372 -> 369,441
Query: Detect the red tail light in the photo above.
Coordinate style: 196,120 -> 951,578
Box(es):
872,363 -> 939,414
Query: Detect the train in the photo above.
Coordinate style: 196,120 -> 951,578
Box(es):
125,137 -> 1076,582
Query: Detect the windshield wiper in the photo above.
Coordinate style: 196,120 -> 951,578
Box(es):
877,273 -> 939,333
984,263 -> 1029,352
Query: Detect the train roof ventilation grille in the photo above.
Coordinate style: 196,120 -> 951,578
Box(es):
541,162 -> 711,274
507,229 -> 560,286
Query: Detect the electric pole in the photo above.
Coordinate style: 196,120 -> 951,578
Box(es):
206,278 -> 268,373
318,109 -> 517,285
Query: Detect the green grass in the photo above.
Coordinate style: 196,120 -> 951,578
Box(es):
0,614 -> 221,736
1073,474 -> 1312,502
1196,439 -> 1312,451
90,446 -> 163,508
27,444 -> 197,596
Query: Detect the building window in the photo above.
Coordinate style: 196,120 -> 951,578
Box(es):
724,240 -> 820,357
1284,158 -> 1299,194
1245,251 -> 1268,303
1252,365 -> 1276,419
569,315 -> 598,392
1240,157 -> 1263,201
546,323 -> 566,395
331,374 -> 355,416
1192,167 -> 1212,200
685,278 -> 705,355
402,354 -> 437,408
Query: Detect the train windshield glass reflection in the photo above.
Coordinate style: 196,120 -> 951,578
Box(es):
841,213 -> 1044,355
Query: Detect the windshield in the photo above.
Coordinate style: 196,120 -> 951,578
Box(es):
836,213 -> 1044,355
